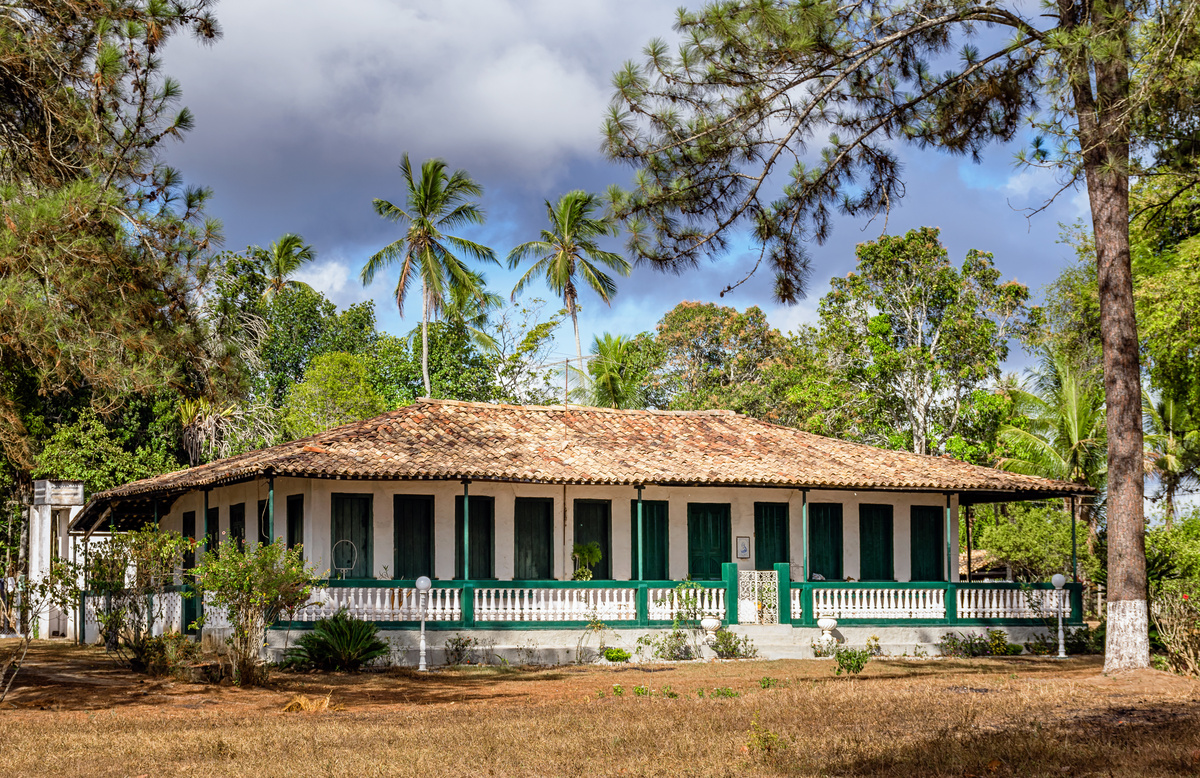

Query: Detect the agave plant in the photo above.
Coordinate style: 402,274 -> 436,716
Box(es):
285,610 -> 389,671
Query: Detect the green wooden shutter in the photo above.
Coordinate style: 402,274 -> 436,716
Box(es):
205,507 -> 219,554
394,495 -> 434,579
181,511 -> 196,569
858,504 -> 894,581
331,493 -> 373,579
228,503 -> 246,551
808,503 -> 843,580
515,498 -> 554,580
286,494 -> 304,551
754,502 -> 790,571
687,503 -> 731,580
573,500 -> 612,580
455,496 -> 495,579
629,500 -> 669,580
909,505 -> 944,581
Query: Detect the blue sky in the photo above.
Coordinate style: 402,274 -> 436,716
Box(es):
160,0 -> 1091,371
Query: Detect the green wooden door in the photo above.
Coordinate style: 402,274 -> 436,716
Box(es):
687,503 -> 731,580
286,494 -> 304,551
754,502 -> 789,571
808,503 -> 843,580
514,498 -> 554,580
455,496 -> 495,579
394,495 -> 434,579
331,493 -> 373,579
228,503 -> 246,551
257,499 -> 270,545
629,500 -> 669,580
910,505 -> 944,581
858,503 -> 894,581
574,500 -> 612,579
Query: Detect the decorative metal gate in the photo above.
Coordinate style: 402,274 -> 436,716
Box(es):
738,570 -> 779,624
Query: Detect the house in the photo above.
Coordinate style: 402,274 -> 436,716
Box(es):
69,399 -> 1089,660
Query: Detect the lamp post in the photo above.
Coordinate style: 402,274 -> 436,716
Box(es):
416,576 -> 432,672
1052,573 -> 1067,659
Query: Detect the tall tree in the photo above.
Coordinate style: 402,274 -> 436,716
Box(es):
817,228 -> 1029,455
508,191 -> 632,373
603,0 -> 1183,669
362,155 -> 496,397
0,1 -> 223,470
260,234 -> 317,301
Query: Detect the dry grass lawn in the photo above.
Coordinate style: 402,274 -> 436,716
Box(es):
2,640 -> 1199,777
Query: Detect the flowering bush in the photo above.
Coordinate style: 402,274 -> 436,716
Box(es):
1150,579 -> 1200,675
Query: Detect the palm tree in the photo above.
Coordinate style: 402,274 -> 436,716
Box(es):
362,155 -> 497,397
261,234 -> 317,301
584,333 -> 645,409
1143,392 -> 1200,526
508,191 -> 631,375
996,353 -> 1107,550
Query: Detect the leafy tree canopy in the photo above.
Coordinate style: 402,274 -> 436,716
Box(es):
280,353 -> 388,440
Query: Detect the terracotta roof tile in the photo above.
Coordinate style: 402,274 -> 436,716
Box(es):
82,399 -> 1091,508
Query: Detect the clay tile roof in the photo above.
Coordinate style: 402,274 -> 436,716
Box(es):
74,399 -> 1091,527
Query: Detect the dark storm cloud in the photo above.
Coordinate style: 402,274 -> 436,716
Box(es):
159,0 -> 1087,362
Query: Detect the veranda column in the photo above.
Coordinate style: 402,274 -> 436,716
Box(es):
636,485 -> 644,581
461,480 -> 470,581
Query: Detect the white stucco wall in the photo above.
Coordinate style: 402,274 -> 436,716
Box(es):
160,478 -> 960,583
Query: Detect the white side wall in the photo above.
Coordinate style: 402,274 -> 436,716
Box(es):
160,479 -> 960,583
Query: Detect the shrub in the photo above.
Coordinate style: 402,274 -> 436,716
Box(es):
1151,579 -> 1200,674
712,628 -> 759,659
285,611 -> 389,671
834,646 -> 872,675
444,633 -> 478,665
708,686 -> 739,698
651,629 -> 695,660
939,630 -> 1024,658
192,540 -> 317,686
132,632 -> 201,677
747,713 -> 785,760
603,646 -> 631,663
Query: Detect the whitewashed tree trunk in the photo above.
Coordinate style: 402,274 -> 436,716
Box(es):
1104,599 -> 1149,672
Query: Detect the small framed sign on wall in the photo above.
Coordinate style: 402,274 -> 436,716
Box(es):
736,536 -> 751,559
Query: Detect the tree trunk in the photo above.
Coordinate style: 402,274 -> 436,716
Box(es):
569,294 -> 583,400
421,286 -> 431,398
1071,0 -> 1148,671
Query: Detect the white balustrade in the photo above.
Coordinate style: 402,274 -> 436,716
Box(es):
473,587 -> 637,622
957,587 -> 1067,619
287,586 -> 462,623
811,587 -> 946,619
82,591 -> 186,640
647,586 -> 726,621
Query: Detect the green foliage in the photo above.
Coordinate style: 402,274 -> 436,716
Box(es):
649,629 -> 696,661
363,154 -> 497,397
973,503 -> 1085,582
192,540 -> 317,686
285,610 -> 389,672
571,541 -> 602,580
32,408 -> 181,494
132,632 -> 201,678
1150,579 -> 1200,675
88,528 -> 197,668
939,630 -> 1024,658
834,647 -> 872,676
583,333 -> 658,409
603,646 -> 631,663
280,352 -> 389,439
711,629 -> 758,660
633,684 -> 650,696
508,190 -> 630,364
707,686 -> 739,698
444,633 -> 478,665
0,2 -> 223,469
746,713 -> 785,761
0,559 -> 82,702
817,228 -> 1030,455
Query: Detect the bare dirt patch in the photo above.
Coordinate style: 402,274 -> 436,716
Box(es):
2,640 -> 1198,777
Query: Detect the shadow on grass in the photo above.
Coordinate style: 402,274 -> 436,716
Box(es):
809,699 -> 1200,777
